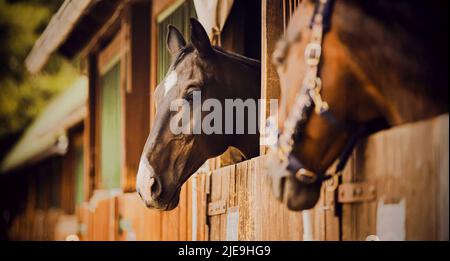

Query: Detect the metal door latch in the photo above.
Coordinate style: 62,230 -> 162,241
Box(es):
338,182 -> 377,203
208,200 -> 226,216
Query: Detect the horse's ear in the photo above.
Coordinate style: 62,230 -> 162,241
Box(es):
167,25 -> 186,57
190,18 -> 214,58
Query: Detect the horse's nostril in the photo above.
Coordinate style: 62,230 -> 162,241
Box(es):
150,177 -> 162,199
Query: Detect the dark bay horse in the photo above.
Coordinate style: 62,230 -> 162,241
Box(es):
268,0 -> 449,210
136,18 -> 260,210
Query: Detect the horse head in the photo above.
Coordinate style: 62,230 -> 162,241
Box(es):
267,0 -> 448,211
136,18 -> 260,210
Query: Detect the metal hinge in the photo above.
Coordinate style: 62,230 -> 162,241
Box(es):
337,182 -> 377,203
207,199 -> 227,216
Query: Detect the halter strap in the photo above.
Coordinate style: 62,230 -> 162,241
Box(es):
270,0 -> 387,202
275,0 -> 336,184
310,0 -> 335,32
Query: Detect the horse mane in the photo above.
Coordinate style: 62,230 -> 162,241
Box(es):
213,46 -> 261,68
172,45 -> 260,70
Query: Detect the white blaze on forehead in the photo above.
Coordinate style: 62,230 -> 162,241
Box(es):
164,71 -> 178,96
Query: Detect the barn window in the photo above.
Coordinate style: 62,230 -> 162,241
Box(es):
99,62 -> 122,189
74,139 -> 84,205
157,0 -> 197,84
97,32 -> 124,190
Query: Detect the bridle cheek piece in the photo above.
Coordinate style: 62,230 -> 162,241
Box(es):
268,0 -> 389,202
270,0 -> 337,187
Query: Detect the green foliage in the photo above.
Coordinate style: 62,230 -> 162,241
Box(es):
0,0 -> 78,156
0,0 -> 55,80
0,59 -> 78,137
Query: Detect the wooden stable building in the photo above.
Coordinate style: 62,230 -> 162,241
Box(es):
0,77 -> 87,240
13,0 -> 448,241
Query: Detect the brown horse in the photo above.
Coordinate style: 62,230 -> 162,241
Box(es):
136,18 -> 260,210
269,0 -> 449,210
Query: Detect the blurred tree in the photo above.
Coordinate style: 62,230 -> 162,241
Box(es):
0,0 -> 79,159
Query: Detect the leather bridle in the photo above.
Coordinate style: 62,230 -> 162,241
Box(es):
273,0 -> 337,187
270,0 -> 388,198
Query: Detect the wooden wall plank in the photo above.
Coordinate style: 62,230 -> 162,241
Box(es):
179,182 -> 188,240
197,173 -> 209,241
222,166 -> 231,240
207,156 -> 307,241
341,114 -> 449,241
186,179 -> 192,241
323,183 -> 340,241
252,156 -> 304,240
234,160 -> 249,240
209,166 -> 221,240
435,116 -> 449,240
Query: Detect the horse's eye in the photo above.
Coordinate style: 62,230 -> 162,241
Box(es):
185,91 -> 195,102
184,87 -> 201,102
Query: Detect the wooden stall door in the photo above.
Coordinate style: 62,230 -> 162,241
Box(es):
117,193 -> 162,241
117,178 -> 201,241
88,193 -> 119,241
207,156 -> 337,241
341,114 -> 449,241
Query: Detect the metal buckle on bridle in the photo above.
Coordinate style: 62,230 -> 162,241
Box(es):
308,77 -> 329,115
277,144 -> 290,161
295,168 -> 317,183
305,42 -> 322,66
324,172 -> 340,191
270,0 -> 335,195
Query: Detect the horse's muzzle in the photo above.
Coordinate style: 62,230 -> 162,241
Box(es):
136,158 -> 163,209
264,152 -> 322,211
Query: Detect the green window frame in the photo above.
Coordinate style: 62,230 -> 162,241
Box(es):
99,61 -> 122,189
74,144 -> 84,205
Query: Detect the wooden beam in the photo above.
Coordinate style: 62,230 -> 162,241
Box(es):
78,0 -> 131,60
121,1 -> 151,192
25,0 -> 93,74
260,0 -> 283,154
84,54 -> 98,201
